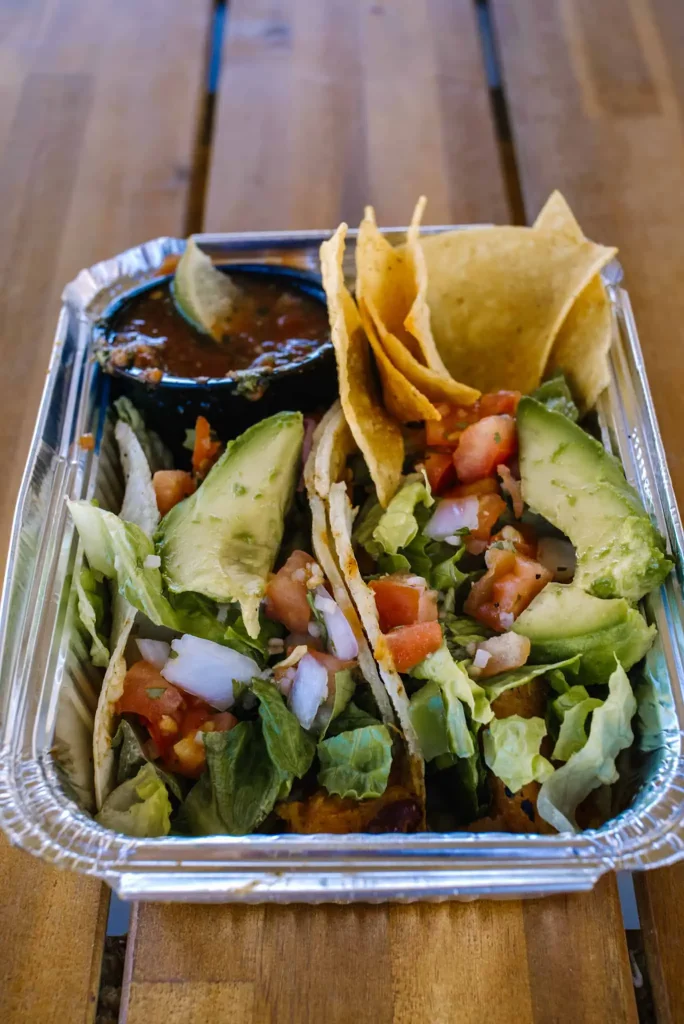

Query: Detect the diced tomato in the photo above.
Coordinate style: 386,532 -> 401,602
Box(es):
425,404 -> 479,448
477,391 -> 521,418
444,477 -> 500,498
491,524 -> 537,559
369,575 -> 438,633
474,633 -> 531,679
169,707 -> 238,778
423,451 -> 456,495
452,415 -> 517,483
192,415 -> 221,478
116,661 -> 187,755
465,549 -> 552,632
463,493 -> 508,555
265,550 -> 318,633
153,469 -> 196,517
384,621 -> 443,673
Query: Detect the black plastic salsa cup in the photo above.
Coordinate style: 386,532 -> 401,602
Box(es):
94,264 -> 337,459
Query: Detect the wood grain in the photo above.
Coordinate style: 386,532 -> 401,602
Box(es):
634,865 -> 684,1024
490,1 -> 684,1019
205,0 -> 508,230
0,1 -> 214,1020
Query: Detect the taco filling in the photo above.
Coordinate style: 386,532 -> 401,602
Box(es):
69,403 -> 421,838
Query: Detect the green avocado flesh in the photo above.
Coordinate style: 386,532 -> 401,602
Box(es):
156,411 -> 304,638
513,583 -> 655,684
517,397 -> 672,601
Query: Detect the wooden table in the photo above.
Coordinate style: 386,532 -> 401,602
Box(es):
1,1 -> 683,1020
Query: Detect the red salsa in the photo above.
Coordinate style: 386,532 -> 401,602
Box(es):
104,273 -> 330,383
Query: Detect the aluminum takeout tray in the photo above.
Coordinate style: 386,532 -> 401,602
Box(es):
1,229 -> 683,903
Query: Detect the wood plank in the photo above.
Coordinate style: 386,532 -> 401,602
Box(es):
634,865 -> 684,1024
0,1 -> 214,1021
126,3 -> 637,1023
489,1 -> 684,1019
204,0 -> 508,229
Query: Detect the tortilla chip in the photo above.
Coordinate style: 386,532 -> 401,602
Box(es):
320,225 -> 403,507
420,226 -> 617,394
534,191 -> 613,413
357,205 -> 479,407
358,299 -> 441,423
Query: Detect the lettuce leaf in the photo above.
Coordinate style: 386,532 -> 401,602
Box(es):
482,655 -> 581,702
408,680 -> 451,761
184,722 -> 284,836
537,659 -> 637,832
67,501 -> 177,628
114,396 -> 173,473
372,475 -> 434,555
95,763 -> 172,837
317,725 -> 392,800
483,715 -> 554,794
251,679 -> 317,777
325,700 -> 380,738
442,614 -> 493,660
412,643 -> 493,725
112,719 -> 183,800
530,373 -> 579,421
168,590 -> 228,645
552,696 -> 603,762
76,565 -> 110,668
316,669 -> 356,738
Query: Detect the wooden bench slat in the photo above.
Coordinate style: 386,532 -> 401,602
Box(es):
0,2 -> 214,1020
125,3 -> 639,1022
490,1 -> 684,1019
204,0 -> 508,230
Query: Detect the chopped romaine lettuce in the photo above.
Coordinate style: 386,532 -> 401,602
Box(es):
442,614 -> 493,660
412,643 -> 493,725
112,719 -> 183,800
530,373 -> 579,421
482,655 -> 581,702
114,396 -> 173,472
372,475 -> 434,555
552,695 -> 603,762
184,722 -> 285,836
95,763 -> 171,837
537,660 -> 637,832
76,565 -> 110,668
483,715 -> 554,794
325,700 -> 380,738
315,669 -> 356,738
251,679 -> 317,777
168,591 -> 229,645
408,680 -> 451,761
67,501 -> 176,628
317,724 -> 392,800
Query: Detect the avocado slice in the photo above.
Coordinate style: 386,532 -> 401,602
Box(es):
156,411 -> 304,638
517,397 -> 672,601
513,583 -> 655,684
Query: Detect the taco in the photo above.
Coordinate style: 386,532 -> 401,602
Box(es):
68,401 -> 424,837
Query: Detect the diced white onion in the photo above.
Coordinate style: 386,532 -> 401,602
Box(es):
314,586 -> 359,660
136,638 -> 170,670
308,622 -> 322,638
537,536 -> 576,583
425,497 -> 479,540
288,653 -> 329,729
473,648 -> 491,669
216,603 -> 230,624
143,554 -> 161,570
161,634 -> 261,710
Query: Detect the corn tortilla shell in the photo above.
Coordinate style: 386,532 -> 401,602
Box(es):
319,225 -> 403,507
534,191 -> 613,413
303,409 -> 394,725
420,226 -> 617,394
93,599 -> 136,808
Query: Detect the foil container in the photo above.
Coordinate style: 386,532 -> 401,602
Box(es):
0,229 -> 683,903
